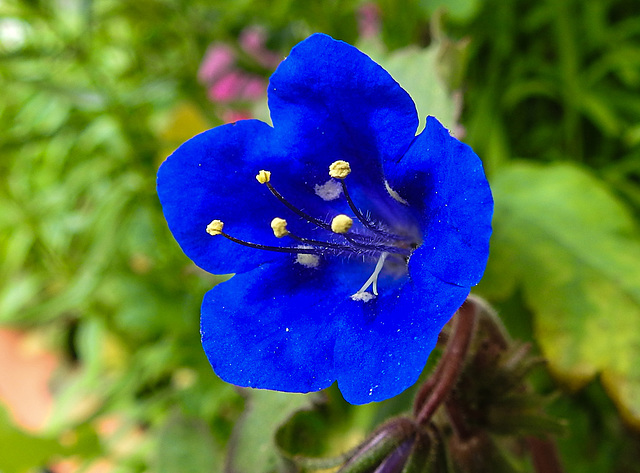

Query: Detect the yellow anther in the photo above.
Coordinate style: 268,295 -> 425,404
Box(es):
206,219 -> 224,236
329,160 -> 351,179
331,214 -> 353,234
256,170 -> 271,184
270,217 -> 289,238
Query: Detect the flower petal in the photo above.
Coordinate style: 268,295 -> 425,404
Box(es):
158,119 -> 297,275
334,250 -> 469,404
200,257 -> 375,393
384,116 -> 493,287
268,33 -> 418,195
200,247 -> 467,403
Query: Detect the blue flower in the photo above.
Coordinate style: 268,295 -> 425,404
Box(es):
157,33 -> 493,404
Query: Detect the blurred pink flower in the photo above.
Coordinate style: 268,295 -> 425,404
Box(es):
208,70 -> 246,102
239,26 -> 282,68
358,3 -> 382,39
198,26 -> 281,109
242,76 -> 268,99
207,71 -> 267,103
198,43 -> 235,84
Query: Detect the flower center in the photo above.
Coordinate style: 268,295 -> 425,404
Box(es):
206,161 -> 420,298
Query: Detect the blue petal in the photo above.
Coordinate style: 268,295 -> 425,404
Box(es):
334,248 -> 469,404
200,257 -> 374,394
268,34 -> 418,199
158,120 -> 296,274
384,117 -> 493,287
201,247 -> 467,403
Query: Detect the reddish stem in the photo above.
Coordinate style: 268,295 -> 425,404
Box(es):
414,299 -> 478,425
527,437 -> 565,473
445,398 -> 474,441
412,333 -> 448,417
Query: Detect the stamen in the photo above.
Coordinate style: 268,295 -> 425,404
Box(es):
206,219 -> 224,235
327,161 -> 374,231
256,170 -> 271,183
251,171 -> 412,257
339,178 -> 410,242
340,179 -> 381,232
286,231 -> 352,252
206,219 -> 408,259
327,162 -> 406,241
204,165 -> 420,297
206,219 -> 322,255
257,170 -> 331,230
257,170 -> 402,247
329,160 -> 351,179
356,252 -> 388,296
331,214 -> 353,234
270,217 -> 289,238
341,235 -> 411,256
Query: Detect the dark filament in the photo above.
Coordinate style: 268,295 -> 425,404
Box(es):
339,179 -> 407,241
211,175 -> 415,258
218,231 -> 323,255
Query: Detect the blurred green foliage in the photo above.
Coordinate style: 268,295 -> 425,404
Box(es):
481,162 -> 640,427
1,0 -> 640,471
462,0 -> 640,180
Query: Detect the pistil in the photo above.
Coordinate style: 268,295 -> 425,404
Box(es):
356,252 -> 389,296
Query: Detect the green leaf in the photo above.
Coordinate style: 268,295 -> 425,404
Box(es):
0,406 -> 63,473
480,162 -> 640,427
226,390 -> 315,473
549,382 -> 639,473
156,410 -> 221,473
358,39 -> 459,133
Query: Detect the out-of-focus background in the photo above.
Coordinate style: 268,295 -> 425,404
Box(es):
1,0 -> 640,471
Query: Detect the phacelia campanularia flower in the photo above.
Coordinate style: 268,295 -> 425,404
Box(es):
157,34 -> 493,405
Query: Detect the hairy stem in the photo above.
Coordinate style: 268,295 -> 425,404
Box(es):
414,299 -> 478,425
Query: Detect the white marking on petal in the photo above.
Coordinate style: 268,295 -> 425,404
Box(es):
384,180 -> 409,205
351,291 -> 376,302
314,179 -> 342,201
295,253 -> 320,268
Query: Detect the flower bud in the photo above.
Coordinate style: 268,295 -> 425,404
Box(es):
338,417 -> 415,473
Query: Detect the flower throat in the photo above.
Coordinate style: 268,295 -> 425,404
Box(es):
205,161 -> 418,296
